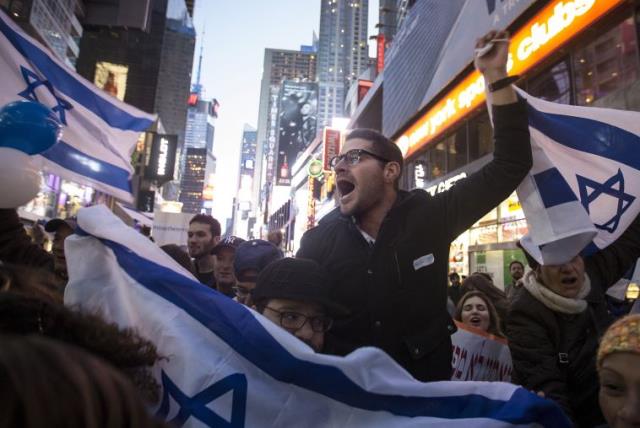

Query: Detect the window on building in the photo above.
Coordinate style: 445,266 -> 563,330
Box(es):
527,59 -> 572,104
427,142 -> 446,180
573,16 -> 640,105
444,124 -> 468,172
468,112 -> 493,162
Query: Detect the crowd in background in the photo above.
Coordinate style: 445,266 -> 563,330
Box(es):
1,30 -> 640,428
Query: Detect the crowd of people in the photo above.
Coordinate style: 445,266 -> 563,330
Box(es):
1,30 -> 640,428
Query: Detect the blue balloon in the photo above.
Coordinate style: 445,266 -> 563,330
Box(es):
0,100 -> 62,155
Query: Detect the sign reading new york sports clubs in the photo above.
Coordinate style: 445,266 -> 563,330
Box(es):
322,128 -> 341,172
396,0 -> 625,158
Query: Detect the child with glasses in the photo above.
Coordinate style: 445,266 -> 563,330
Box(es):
251,258 -> 348,353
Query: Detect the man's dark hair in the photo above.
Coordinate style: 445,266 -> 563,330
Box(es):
189,214 -> 221,238
161,244 -> 194,274
509,260 -> 524,270
346,128 -> 404,188
449,272 -> 460,281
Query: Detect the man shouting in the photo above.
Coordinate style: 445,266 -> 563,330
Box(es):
297,31 -> 531,381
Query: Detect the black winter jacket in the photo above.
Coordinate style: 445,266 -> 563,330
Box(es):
507,214 -> 640,427
298,100 -> 531,381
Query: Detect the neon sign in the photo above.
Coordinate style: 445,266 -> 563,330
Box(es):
516,0 -> 596,61
396,0 -> 624,158
156,137 -> 169,177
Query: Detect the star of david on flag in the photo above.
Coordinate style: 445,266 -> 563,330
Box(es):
157,371 -> 247,427
0,9 -> 155,202
65,205 -> 569,428
577,169 -> 635,233
514,87 -> 640,264
17,66 -> 73,125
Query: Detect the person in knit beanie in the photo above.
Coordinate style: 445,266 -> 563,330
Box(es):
597,314 -> 640,428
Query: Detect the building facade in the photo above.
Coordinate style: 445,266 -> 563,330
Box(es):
184,95 -> 216,152
316,0 -> 369,129
76,0 -> 195,206
233,124 -> 258,237
253,47 -> 317,236
1,0 -> 83,69
179,147 -> 216,214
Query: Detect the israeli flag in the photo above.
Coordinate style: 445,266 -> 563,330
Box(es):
65,205 -> 568,428
515,87 -> 640,264
0,9 -> 155,202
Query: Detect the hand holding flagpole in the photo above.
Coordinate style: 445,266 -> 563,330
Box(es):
474,30 -> 517,105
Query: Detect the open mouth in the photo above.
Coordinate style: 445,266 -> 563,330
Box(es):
469,316 -> 482,326
337,179 -> 355,197
561,277 -> 577,285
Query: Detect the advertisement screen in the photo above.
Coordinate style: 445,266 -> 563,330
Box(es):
145,133 -> 178,185
275,81 -> 318,185
94,62 -> 129,101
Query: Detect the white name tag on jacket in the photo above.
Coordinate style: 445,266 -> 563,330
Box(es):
413,253 -> 434,270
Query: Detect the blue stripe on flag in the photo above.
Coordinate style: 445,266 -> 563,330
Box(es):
0,14 -> 153,132
41,141 -> 131,192
527,104 -> 640,170
96,237 -> 569,426
533,168 -> 577,209
582,241 -> 600,257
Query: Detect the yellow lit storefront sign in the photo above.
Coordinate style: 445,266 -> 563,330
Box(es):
396,0 -> 625,158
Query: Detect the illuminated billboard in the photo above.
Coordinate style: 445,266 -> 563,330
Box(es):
275,81 -> 318,185
94,62 -> 129,101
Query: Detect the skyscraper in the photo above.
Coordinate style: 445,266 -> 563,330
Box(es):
233,124 -> 258,237
179,147 -> 216,214
317,0 -> 369,128
184,95 -> 217,153
253,47 -> 317,231
180,39 -> 218,212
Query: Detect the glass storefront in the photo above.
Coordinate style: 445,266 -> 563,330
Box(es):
573,16 -> 639,106
469,248 -> 529,291
527,59 -> 572,104
56,180 -> 95,218
448,191 -> 528,286
20,174 -> 98,221
21,174 -> 59,219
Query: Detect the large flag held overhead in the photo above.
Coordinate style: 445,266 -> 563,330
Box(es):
0,9 -> 155,202
515,87 -> 640,264
65,205 -> 569,428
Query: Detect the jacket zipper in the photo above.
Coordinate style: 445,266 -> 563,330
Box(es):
393,250 -> 402,284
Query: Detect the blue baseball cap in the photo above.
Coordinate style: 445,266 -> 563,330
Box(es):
234,239 -> 283,282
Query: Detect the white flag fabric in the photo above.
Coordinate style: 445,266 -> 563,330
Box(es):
64,205 -> 568,428
0,9 -> 155,202
515,87 -> 640,264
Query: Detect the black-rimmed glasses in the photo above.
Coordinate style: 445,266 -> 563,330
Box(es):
329,149 -> 390,170
264,306 -> 333,332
